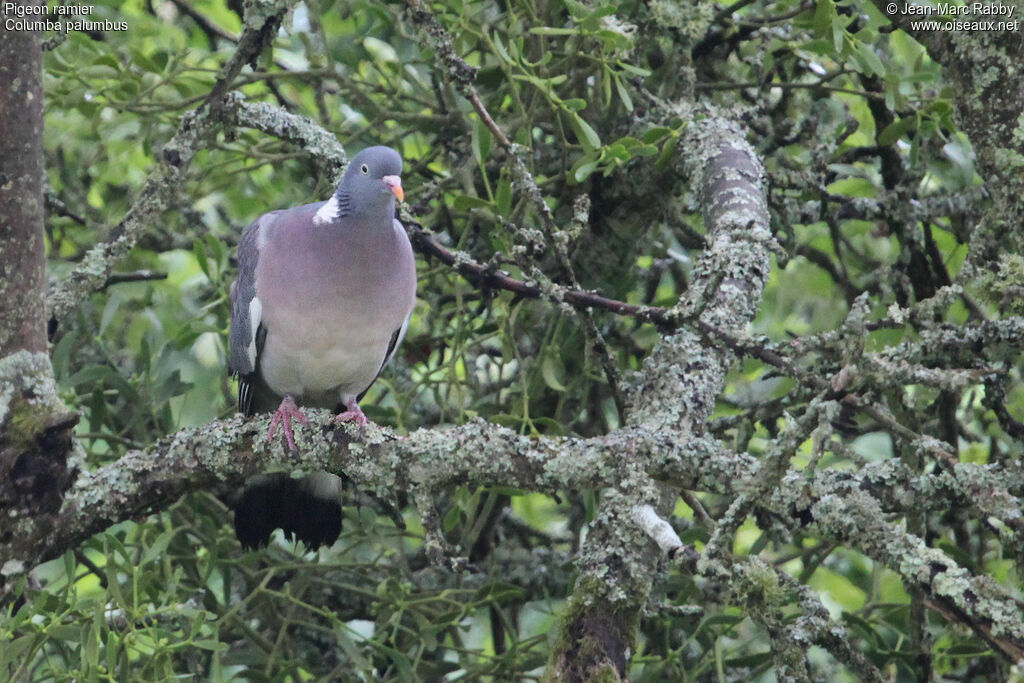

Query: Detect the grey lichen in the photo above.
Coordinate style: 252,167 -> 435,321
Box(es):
0,351 -> 61,428
648,0 -> 715,40
792,485 -> 1024,649
233,96 -> 346,183
973,253 -> 1024,316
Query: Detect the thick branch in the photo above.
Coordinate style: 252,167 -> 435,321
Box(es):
547,114 -> 773,680
4,383 -> 1023,655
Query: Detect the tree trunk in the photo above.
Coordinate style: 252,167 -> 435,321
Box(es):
0,3 -> 77,587
0,1 -> 47,355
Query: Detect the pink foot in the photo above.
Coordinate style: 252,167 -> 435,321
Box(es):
333,398 -> 370,428
267,395 -> 310,451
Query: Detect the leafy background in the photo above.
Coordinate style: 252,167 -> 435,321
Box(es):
4,0 -> 1019,679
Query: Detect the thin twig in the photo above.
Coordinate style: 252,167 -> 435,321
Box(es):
105,270 -> 169,287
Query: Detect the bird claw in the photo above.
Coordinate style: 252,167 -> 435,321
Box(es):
333,410 -> 369,426
334,401 -> 370,429
267,395 -> 310,451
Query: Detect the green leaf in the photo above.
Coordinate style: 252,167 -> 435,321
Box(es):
942,644 -> 992,656
853,41 -> 886,77
562,98 -> 587,112
831,12 -> 845,53
140,529 -> 174,567
572,158 -> 599,183
604,143 -> 630,163
443,506 -> 461,532
66,364 -> 125,391
85,608 -> 100,668
597,29 -> 631,50
1,636 -> 34,667
490,413 -> 525,428
99,291 -> 122,336
541,353 -> 568,391
48,625 -> 83,642
472,116 -> 492,168
492,33 -> 512,63
655,135 -> 679,169
91,54 -> 120,69
826,177 -> 877,198
105,632 -> 120,675
562,0 -> 590,20
878,116 -> 916,146
508,36 -> 523,60
363,36 -> 398,64
154,369 -> 193,402
699,613 -> 745,628
614,75 -> 633,112
617,62 -> 652,77
63,550 -> 76,585
529,27 -> 578,36
813,0 -> 835,41
193,237 -> 210,279
206,234 -> 227,275
643,127 -> 673,144
80,65 -> 119,79
496,174 -> 513,216
842,612 -> 885,648
334,625 -> 373,671
724,652 -> 773,668
451,194 -> 494,211
531,417 -> 567,434
52,328 -> 78,380
473,581 -> 527,604
569,113 -> 601,151
378,646 -> 412,678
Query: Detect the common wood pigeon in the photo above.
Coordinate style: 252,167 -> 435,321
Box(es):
227,146 -> 416,548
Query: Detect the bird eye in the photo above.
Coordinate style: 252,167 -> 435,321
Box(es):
360,164 -> 369,174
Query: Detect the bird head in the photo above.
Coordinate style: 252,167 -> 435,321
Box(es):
339,146 -> 404,213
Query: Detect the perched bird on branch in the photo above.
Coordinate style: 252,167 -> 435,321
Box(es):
227,146 -> 416,549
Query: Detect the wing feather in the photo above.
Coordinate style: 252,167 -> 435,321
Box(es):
229,213 -> 276,415
355,316 -> 411,403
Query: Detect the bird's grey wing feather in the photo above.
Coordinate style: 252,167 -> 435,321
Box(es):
355,321 -> 408,403
229,212 -> 277,415
237,325 -> 269,416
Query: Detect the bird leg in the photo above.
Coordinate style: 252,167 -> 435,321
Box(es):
334,396 -> 370,427
267,394 -> 310,451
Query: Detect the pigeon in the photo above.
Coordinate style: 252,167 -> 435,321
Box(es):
227,146 -> 416,548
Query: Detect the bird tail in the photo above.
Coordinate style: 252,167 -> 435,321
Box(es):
233,471 -> 345,549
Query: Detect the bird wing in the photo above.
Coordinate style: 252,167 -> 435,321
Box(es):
228,211 -> 277,415
354,218 -> 416,402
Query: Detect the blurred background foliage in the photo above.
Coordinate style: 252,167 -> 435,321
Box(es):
5,0 -> 1019,679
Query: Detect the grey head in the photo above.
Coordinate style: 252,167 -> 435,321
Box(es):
315,146 -> 404,224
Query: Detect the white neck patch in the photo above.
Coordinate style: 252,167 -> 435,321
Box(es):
313,195 -> 340,226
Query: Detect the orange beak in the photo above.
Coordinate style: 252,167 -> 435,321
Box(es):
383,175 -> 404,202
